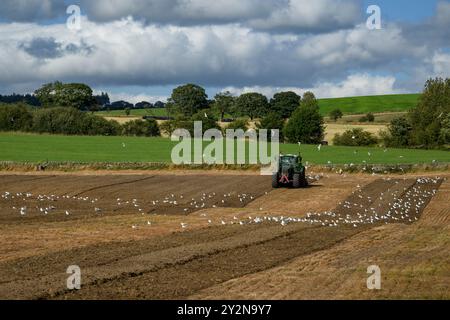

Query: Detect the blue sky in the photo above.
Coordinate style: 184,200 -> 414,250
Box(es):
0,0 -> 448,102
363,0 -> 437,22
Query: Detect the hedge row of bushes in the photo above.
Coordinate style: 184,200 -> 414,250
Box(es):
0,104 -> 160,137
333,128 -> 379,146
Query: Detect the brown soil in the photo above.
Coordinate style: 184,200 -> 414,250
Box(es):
0,172 -> 447,299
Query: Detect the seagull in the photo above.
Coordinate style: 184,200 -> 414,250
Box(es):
181,223 -> 188,228
65,211 -> 70,216
317,144 -> 322,151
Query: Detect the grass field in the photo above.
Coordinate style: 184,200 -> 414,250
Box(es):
0,132 -> 448,165
96,108 -> 168,117
318,94 -> 420,115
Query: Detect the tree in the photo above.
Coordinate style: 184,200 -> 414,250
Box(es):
381,116 -> 412,147
409,78 -> 450,147
125,107 -> 131,116
168,84 -> 208,117
333,128 -> 378,146
360,112 -> 375,122
0,103 -> 33,132
439,113 -> 450,145
329,109 -> 343,122
154,101 -> 165,108
135,101 -> 153,109
191,110 -> 221,133
256,112 -> 285,142
270,91 -> 301,119
122,119 -> 160,137
234,92 -> 269,120
34,81 -> 96,110
94,92 -> 110,106
284,92 -> 324,144
213,91 -> 235,121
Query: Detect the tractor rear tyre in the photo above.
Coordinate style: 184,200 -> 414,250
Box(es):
272,173 -> 279,188
293,173 -> 301,188
301,171 -> 308,187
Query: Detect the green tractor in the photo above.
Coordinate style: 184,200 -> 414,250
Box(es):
272,154 -> 308,188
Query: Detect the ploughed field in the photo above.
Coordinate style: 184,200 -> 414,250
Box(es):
0,172 -> 448,299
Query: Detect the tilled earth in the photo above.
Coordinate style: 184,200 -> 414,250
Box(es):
0,172 -> 447,299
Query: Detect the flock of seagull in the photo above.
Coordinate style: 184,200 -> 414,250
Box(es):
0,177 -> 441,231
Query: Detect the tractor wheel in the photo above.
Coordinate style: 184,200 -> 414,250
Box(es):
272,173 -> 279,188
301,171 -> 308,187
293,173 -> 301,188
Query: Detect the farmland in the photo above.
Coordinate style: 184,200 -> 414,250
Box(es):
0,172 -> 448,299
1,132 -> 449,165
96,108 -> 168,118
318,94 -> 420,115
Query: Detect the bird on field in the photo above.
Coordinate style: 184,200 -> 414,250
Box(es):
181,223 -> 188,228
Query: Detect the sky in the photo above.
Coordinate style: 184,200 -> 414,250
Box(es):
0,0 -> 449,103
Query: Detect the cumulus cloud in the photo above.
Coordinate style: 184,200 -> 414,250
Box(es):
106,92 -> 169,104
1,0 -> 362,33
430,52 -> 450,77
18,37 -> 94,59
80,0 -> 361,32
0,18 -> 427,91
0,2 -> 448,98
222,74 -> 402,99
249,0 -> 361,33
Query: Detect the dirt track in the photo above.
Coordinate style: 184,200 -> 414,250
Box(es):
0,172 -> 448,299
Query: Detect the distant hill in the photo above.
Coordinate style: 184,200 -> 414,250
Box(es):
318,94 -> 420,115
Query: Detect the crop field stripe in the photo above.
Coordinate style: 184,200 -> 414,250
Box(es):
73,176 -> 155,196
1,133 -> 449,165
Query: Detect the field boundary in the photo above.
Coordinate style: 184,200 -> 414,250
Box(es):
0,161 -> 448,174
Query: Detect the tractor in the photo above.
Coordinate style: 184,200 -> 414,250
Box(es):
272,154 -> 308,188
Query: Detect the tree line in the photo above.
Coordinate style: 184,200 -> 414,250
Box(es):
1,78 -> 448,149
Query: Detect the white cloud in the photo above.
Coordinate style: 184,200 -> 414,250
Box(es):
79,0 -> 360,32
308,74 -> 402,98
430,52 -> 450,77
0,18 -> 426,91
0,2 -> 448,97
222,74 -> 402,99
249,0 -> 360,32
106,92 -> 168,104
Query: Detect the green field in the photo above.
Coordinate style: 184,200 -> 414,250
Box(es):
318,94 -> 420,115
97,108 -> 168,117
1,133 -> 448,165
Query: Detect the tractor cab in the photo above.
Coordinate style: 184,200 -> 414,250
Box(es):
272,154 -> 308,188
